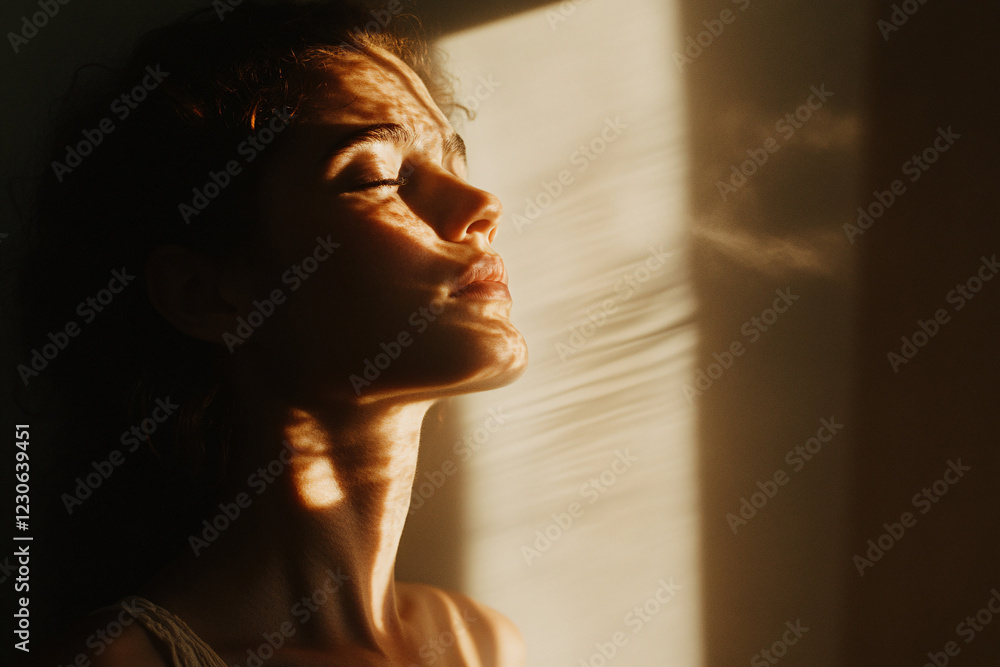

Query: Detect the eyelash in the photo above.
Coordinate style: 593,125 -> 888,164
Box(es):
357,176 -> 409,190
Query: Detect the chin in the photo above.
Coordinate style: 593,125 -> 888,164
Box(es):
454,331 -> 530,394
371,319 -> 529,402
274,308 -> 528,405
433,319 -> 529,394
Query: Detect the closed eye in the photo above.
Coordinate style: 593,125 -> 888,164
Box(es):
346,176 -> 409,192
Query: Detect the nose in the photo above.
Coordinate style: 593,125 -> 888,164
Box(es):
412,166 -> 504,245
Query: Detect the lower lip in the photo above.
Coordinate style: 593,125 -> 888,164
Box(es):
451,281 -> 511,300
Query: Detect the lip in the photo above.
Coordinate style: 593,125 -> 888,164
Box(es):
452,281 -> 511,300
449,255 -> 510,300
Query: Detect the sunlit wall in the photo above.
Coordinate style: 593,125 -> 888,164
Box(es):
438,1 -> 698,664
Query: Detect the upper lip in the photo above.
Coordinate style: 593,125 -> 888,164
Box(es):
450,255 -> 507,295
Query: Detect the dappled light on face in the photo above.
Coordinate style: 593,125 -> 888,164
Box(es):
286,409 -> 345,509
309,48 -> 453,154
256,47 -> 528,403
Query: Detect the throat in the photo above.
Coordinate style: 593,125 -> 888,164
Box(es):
145,396 -> 436,656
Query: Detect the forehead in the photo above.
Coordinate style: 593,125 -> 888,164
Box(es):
304,47 -> 453,140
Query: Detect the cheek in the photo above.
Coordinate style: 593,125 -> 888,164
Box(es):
271,205 -> 441,350
244,175 -> 461,383
337,203 -> 437,295
265,188 -> 431,292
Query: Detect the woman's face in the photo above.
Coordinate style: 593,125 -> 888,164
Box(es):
225,47 -> 528,405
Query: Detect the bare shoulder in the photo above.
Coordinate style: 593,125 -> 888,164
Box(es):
53,607 -> 170,667
398,581 -> 526,667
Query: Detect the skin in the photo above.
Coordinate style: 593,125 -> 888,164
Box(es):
76,47 -> 529,666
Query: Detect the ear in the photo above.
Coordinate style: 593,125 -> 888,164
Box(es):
145,245 -> 242,343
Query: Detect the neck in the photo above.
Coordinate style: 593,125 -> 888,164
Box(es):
149,370 -> 437,658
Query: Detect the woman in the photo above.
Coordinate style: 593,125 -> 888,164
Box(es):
18,1 -> 528,664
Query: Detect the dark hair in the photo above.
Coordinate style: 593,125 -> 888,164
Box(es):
13,0 -> 460,633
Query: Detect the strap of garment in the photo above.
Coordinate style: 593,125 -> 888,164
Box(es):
112,596 -> 229,667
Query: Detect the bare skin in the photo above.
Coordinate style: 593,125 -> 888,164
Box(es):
74,47 -> 528,666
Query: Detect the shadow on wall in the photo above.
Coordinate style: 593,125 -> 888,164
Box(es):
680,0 -> 1000,665
680,0 -> 861,665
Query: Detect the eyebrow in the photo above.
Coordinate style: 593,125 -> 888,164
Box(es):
444,132 -> 466,161
324,122 -> 467,163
